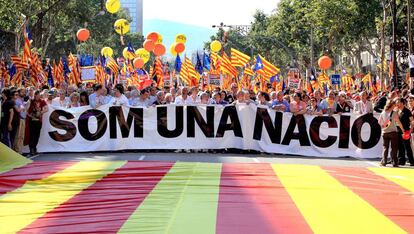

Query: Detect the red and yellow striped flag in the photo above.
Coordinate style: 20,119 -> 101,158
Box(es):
221,53 -> 238,77
231,48 -> 250,67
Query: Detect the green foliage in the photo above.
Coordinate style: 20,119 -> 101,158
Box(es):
206,0 -> 388,72
0,0 -> 143,59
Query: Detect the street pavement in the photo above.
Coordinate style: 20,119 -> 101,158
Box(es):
31,151 -> 384,168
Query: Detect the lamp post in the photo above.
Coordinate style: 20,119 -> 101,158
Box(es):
391,0 -> 398,88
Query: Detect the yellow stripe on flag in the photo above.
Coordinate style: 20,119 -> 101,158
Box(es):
0,161 -> 125,233
272,164 -> 405,234
0,143 -> 31,174
369,168 -> 414,192
118,162 -> 222,234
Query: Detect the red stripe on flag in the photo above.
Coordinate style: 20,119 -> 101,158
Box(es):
0,162 -> 75,196
20,161 -> 174,234
324,167 -> 414,233
216,164 -> 312,234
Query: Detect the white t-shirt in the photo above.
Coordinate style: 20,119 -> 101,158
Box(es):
187,95 -> 201,104
131,98 -> 151,107
110,95 -> 129,106
51,97 -> 69,108
174,95 -> 192,105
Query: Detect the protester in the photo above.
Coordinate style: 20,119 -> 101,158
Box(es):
79,91 -> 90,106
153,91 -> 165,105
52,89 -> 69,108
354,91 -> 373,114
188,87 -> 200,104
320,90 -> 337,115
89,84 -> 105,108
378,100 -> 402,167
1,89 -> 15,147
307,97 -> 322,115
110,84 -> 128,106
272,91 -> 290,112
68,92 -> 80,108
290,92 -> 307,115
174,87 -> 191,104
395,98 -> 414,166
211,91 -> 228,105
336,92 -> 352,114
27,90 -> 48,156
256,91 -> 271,107
13,88 -> 27,154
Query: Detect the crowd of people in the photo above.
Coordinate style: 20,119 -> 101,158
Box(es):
1,81 -> 414,167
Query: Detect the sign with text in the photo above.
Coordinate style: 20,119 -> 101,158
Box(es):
36,105 -> 382,158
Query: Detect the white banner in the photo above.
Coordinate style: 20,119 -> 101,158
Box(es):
36,104 -> 383,158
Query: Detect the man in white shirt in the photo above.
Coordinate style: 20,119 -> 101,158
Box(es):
110,84 -> 129,106
52,89 -> 70,108
174,87 -> 191,105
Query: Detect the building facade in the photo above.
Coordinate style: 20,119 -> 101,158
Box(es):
120,0 -> 143,34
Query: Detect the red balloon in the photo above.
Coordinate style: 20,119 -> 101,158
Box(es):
143,39 -> 155,52
153,44 -> 166,56
318,56 -> 332,70
174,42 -> 185,54
133,58 -> 145,69
77,28 -> 90,42
146,32 -> 159,42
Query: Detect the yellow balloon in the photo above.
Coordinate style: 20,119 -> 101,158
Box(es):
101,47 -> 113,57
135,48 -> 150,63
123,47 -> 135,60
106,0 -> 121,14
175,34 -> 187,44
170,44 -> 177,56
210,40 -> 222,53
114,19 -> 130,35
156,34 -> 163,44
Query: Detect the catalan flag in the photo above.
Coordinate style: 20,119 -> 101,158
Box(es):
244,64 -> 254,76
154,57 -> 163,87
106,57 -> 120,83
10,55 -> 28,71
221,53 -> 238,77
210,52 -> 221,71
22,23 -> 32,64
68,53 -> 81,85
231,48 -> 250,67
255,55 -> 280,81
179,58 -> 190,85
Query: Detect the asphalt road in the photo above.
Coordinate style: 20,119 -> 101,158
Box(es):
31,150 -> 384,168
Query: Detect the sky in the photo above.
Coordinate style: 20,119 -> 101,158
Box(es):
143,0 -> 280,29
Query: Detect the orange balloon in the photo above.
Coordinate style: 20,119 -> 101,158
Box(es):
143,39 -> 155,52
174,42 -> 185,54
147,32 -> 159,42
153,44 -> 166,56
77,28 -> 90,42
133,58 -> 145,69
318,56 -> 332,70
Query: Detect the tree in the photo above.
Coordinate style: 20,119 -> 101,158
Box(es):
0,0 -> 142,60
